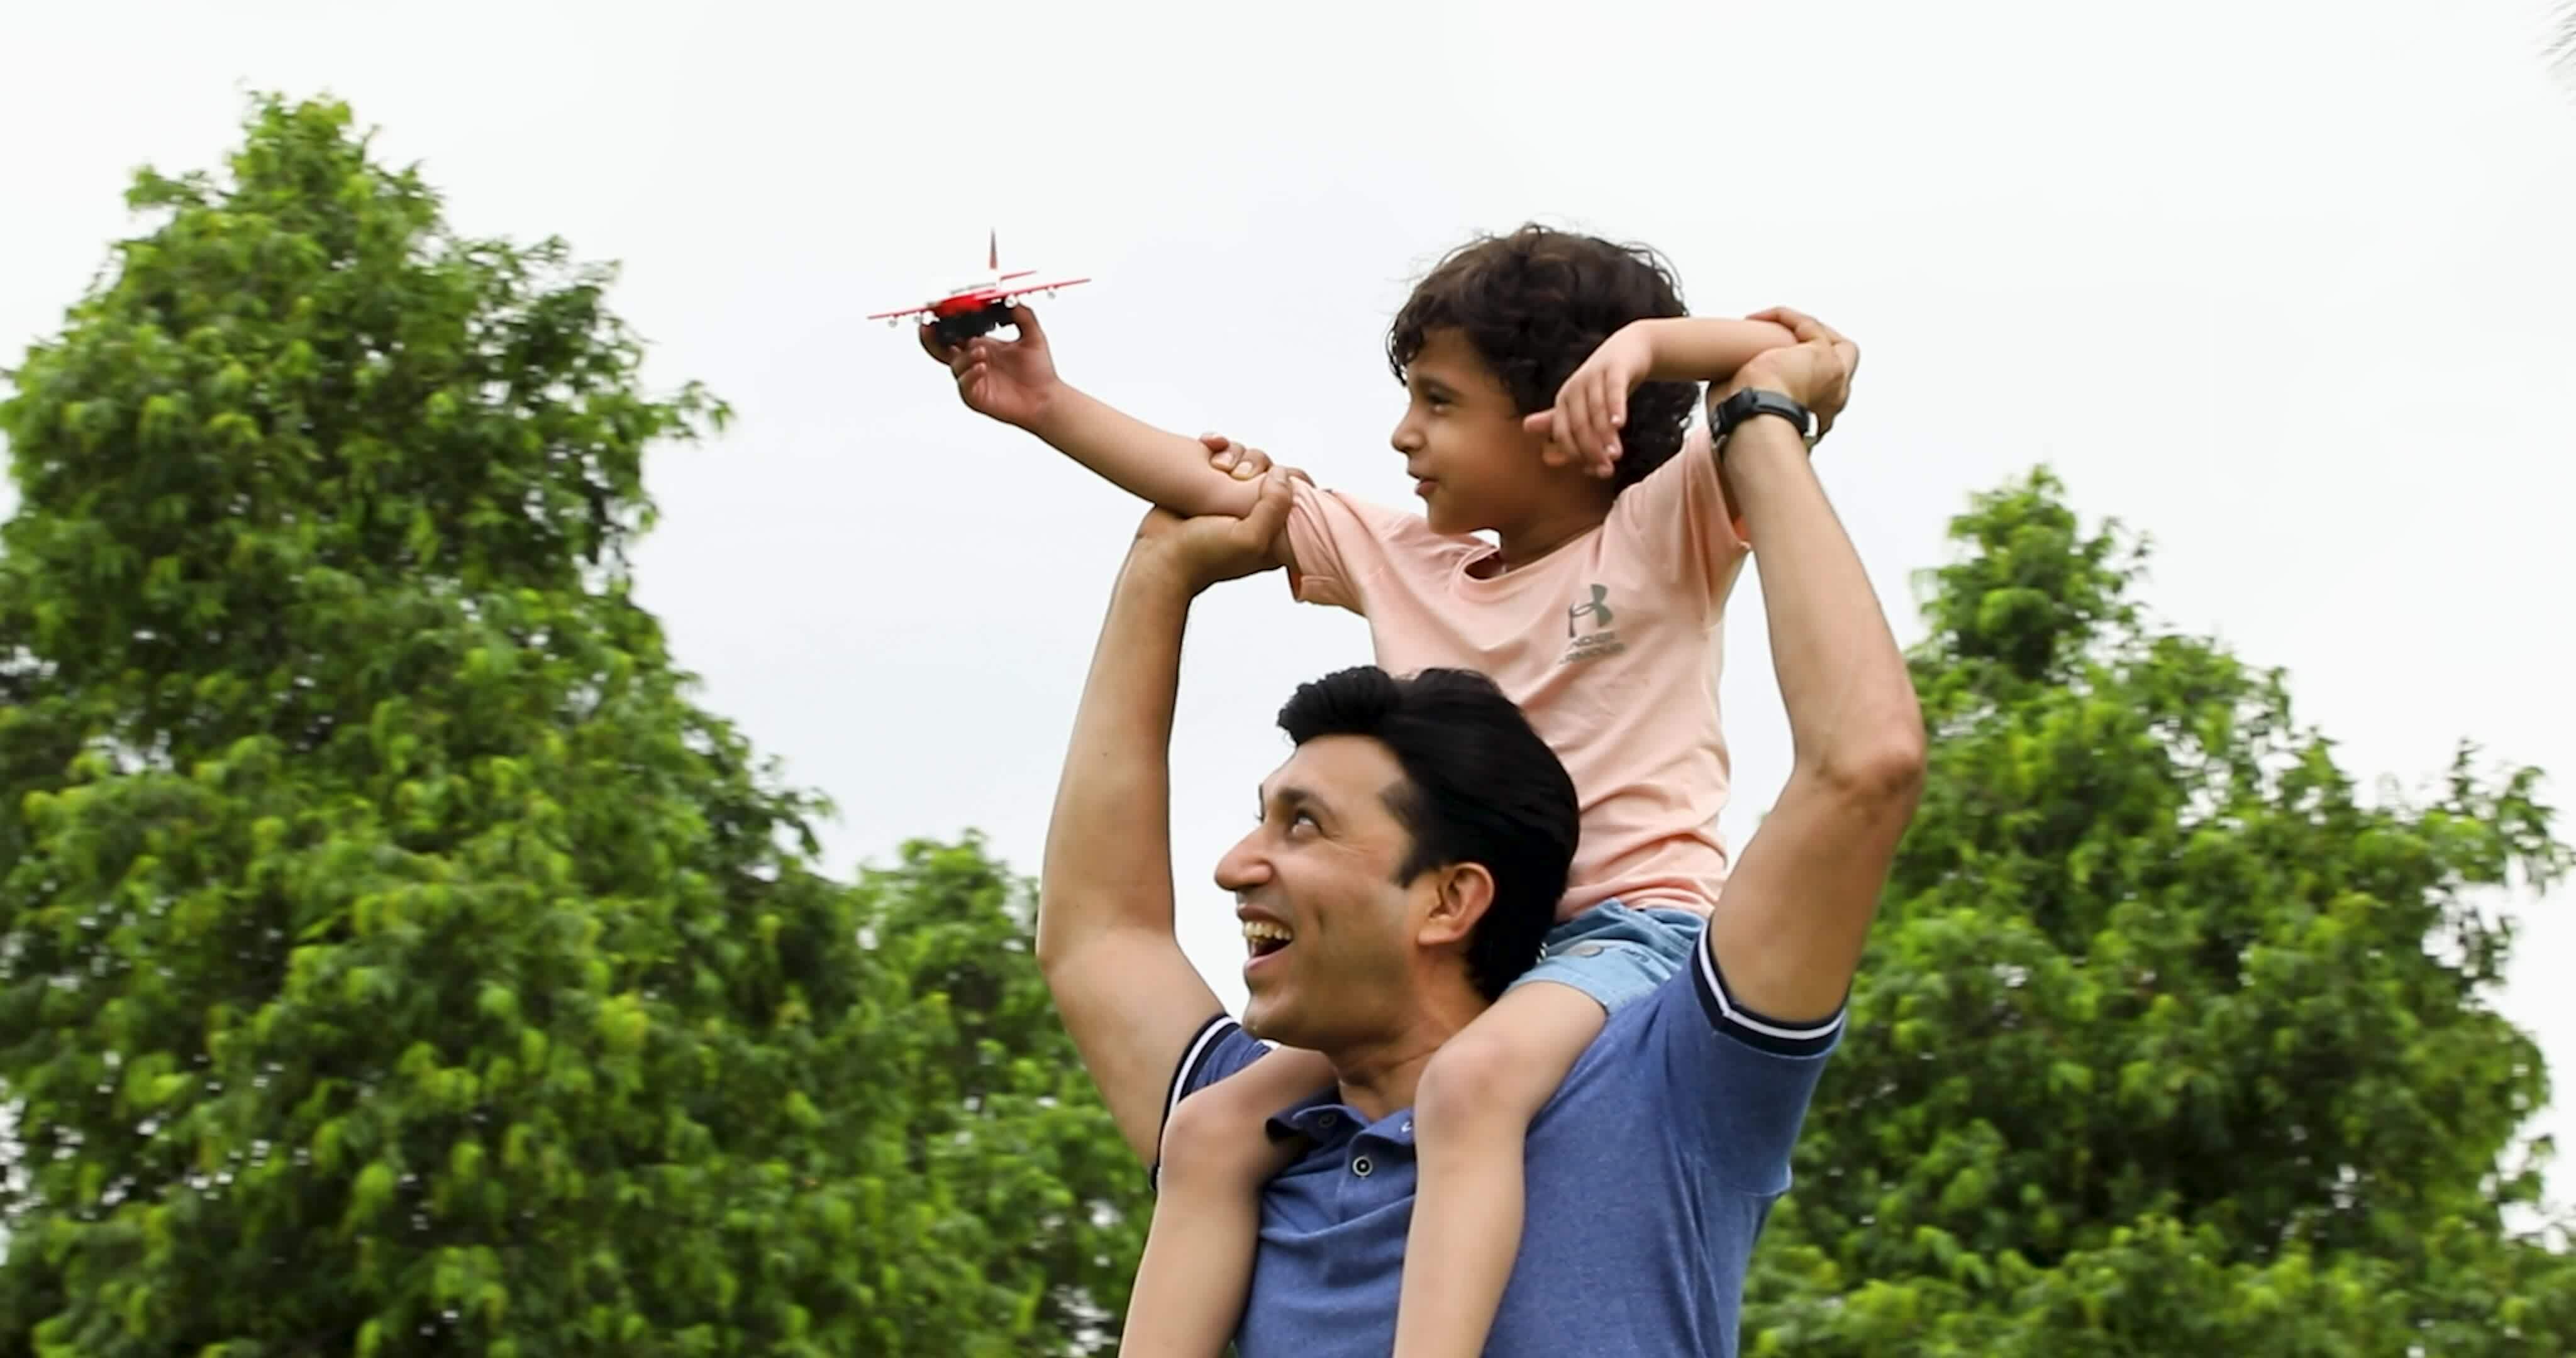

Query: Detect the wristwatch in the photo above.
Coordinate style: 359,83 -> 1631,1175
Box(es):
1709,387 -> 1817,450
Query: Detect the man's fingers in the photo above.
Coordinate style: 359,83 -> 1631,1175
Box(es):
1241,468 -> 1294,539
1009,304 -> 1045,345
1748,305 -> 1821,336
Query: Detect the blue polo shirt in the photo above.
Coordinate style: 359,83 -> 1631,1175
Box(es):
1158,930 -> 1840,1357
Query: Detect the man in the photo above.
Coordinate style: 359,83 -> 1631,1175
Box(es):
1035,312 -> 1921,1355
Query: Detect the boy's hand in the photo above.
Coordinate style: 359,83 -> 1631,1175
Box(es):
1524,322 -> 1656,480
1199,432 -> 1313,488
919,304 -> 1063,429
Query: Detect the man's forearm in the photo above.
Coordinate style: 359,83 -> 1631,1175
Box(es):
1035,549 -> 1197,966
1024,386 -> 1265,520
1725,419 -> 1923,784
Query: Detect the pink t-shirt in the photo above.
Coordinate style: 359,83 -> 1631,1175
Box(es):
1282,424 -> 1748,922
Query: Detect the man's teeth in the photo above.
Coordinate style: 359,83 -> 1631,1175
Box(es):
1242,920 -> 1294,946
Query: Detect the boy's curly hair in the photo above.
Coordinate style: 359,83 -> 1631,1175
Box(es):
1387,224 -> 1694,494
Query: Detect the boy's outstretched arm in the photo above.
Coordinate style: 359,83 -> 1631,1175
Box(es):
921,304 -> 1279,538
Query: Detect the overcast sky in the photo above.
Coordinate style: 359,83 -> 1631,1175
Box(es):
6,0 -> 2573,1218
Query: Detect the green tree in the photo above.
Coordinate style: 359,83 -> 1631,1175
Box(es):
849,836 -> 1152,1350
1742,469 -> 2576,1354
0,94 -> 1145,1355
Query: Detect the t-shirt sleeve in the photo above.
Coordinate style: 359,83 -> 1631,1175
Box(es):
1282,479 -> 1424,616
1604,421 -> 1750,617
1629,929 -> 1843,1196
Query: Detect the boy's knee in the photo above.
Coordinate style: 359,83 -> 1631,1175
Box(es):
1415,1020 -> 1543,1130
1158,1080 -> 1297,1190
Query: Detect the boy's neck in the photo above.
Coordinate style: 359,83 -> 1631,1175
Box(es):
1487,494 -> 1613,573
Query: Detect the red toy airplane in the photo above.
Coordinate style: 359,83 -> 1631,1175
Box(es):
868,231 -> 1091,346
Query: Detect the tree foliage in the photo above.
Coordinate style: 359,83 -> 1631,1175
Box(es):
1742,468 -> 2576,1354
0,94 -> 1144,1355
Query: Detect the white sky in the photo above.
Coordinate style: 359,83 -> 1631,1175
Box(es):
6,0 -> 2573,1217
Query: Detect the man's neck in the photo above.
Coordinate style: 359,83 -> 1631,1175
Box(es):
1324,985 -> 1491,1121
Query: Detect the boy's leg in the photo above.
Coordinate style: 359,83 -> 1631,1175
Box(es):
1118,1045 -> 1337,1358
1389,980 -> 1607,1358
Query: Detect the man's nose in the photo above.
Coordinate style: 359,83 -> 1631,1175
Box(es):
1214,832 -> 1272,893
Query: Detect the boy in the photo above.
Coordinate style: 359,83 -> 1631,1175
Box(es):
919,224 -> 1802,1356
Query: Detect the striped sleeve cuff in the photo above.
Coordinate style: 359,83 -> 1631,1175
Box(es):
1149,1013 -> 1241,1195
1691,936 -> 1845,1057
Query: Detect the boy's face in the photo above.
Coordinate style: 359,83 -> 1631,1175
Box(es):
1389,328 -> 1560,538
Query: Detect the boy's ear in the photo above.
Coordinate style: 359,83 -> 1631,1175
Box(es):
1415,863 -> 1497,949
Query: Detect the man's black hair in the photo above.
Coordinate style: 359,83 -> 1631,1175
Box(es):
1277,665 -> 1577,999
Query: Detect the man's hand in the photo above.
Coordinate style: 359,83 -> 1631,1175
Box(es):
1523,322 -> 1657,480
920,304 -> 1063,429
1131,468 -> 1296,593
1713,307 -> 1860,441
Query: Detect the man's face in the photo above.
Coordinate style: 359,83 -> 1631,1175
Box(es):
1214,735 -> 1431,1049
1388,328 -> 1555,538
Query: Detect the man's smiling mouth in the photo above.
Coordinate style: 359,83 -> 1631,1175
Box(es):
1243,919 -> 1294,961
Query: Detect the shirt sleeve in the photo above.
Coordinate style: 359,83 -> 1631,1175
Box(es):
1281,479 -> 1430,616
1629,929 -> 1844,1196
1603,421 -> 1751,618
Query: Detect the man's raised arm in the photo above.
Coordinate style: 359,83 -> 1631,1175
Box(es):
1698,311 -> 1926,1030
1035,471 -> 1298,1164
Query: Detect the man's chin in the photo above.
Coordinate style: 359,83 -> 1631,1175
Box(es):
1240,994 -> 1302,1046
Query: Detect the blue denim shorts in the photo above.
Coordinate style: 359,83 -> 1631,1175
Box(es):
1504,900 -> 1707,1014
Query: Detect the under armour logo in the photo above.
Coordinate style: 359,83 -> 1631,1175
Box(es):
1567,584 -> 1613,636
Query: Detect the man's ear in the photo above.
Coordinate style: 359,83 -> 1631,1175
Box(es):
1415,862 -> 1497,949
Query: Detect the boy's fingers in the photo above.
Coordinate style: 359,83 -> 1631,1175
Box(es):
1009,304 -> 1045,343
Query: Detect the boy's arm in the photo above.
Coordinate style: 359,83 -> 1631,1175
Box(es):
1526,314 -> 1797,478
1637,314 -> 1802,386
924,305 -> 1287,563
1026,385 -> 1275,523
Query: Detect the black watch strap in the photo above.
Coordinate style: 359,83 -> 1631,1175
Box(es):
1711,388 -> 1815,446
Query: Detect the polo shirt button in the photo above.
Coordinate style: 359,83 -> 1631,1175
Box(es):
1352,1156 -> 1373,1177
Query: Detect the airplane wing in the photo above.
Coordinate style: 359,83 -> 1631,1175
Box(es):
865,301 -> 936,321
994,275 -> 1091,297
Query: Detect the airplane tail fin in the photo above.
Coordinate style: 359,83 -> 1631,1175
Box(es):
989,229 -> 998,273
